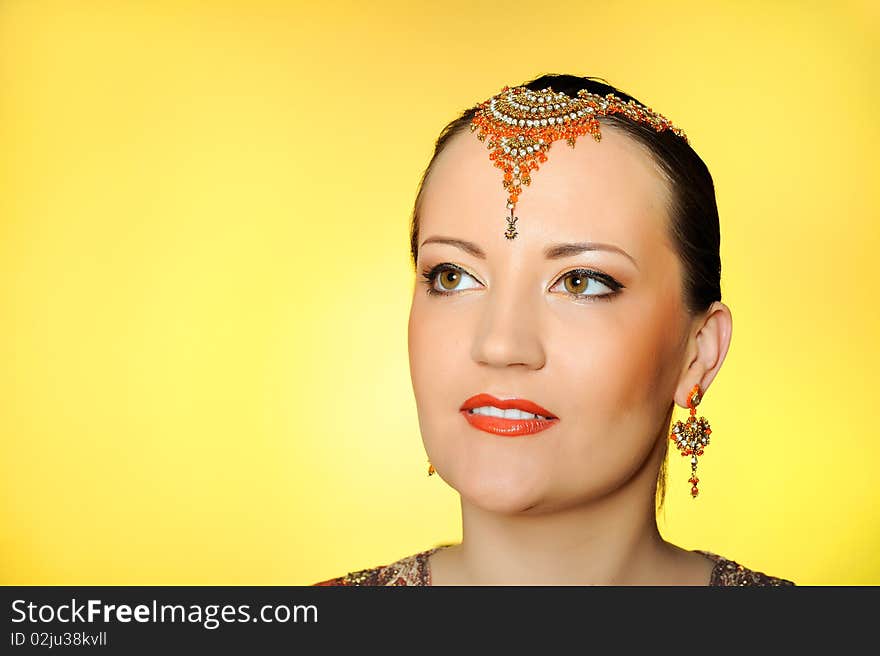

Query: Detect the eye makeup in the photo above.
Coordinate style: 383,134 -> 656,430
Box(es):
418,262 -> 624,302
420,263 -> 478,297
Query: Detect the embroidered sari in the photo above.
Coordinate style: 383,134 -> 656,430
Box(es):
313,545 -> 795,586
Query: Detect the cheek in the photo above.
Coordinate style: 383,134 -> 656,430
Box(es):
550,309 -> 655,412
408,293 -> 486,488
557,277 -> 682,412
407,297 -> 429,407
549,292 -> 680,480
407,294 -> 468,427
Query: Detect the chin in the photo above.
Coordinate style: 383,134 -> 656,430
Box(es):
454,468 -> 547,515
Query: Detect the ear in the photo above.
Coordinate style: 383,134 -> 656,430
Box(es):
675,301 -> 733,409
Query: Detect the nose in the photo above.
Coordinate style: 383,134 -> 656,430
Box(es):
470,282 -> 546,370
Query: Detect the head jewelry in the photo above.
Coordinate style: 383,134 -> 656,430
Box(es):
469,85 -> 688,239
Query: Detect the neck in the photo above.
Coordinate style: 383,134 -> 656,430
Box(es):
452,427 -> 679,585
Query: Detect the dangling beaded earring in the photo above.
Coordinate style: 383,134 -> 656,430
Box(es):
427,461 -> 436,476
669,383 -> 712,498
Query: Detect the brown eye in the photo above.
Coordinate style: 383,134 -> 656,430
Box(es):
563,272 -> 589,294
439,269 -> 461,290
551,269 -> 616,299
422,264 -> 481,295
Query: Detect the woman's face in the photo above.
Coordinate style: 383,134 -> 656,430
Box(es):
408,125 -> 690,514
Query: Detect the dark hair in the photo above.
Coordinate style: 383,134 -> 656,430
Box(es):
408,74 -> 722,514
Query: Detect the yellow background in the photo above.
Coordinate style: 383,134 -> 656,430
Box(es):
1,0 -> 877,585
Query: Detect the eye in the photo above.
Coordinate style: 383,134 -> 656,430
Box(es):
420,263 -> 482,296
419,264 -> 624,301
549,268 -> 623,302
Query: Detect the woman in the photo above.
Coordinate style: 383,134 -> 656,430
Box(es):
314,74 -> 795,586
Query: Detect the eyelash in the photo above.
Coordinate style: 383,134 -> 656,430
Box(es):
419,263 -> 624,302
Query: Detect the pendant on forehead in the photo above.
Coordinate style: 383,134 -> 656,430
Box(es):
469,85 -> 688,240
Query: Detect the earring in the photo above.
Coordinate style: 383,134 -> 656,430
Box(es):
427,461 -> 436,476
669,383 -> 712,498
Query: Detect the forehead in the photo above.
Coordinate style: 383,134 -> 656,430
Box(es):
418,124 -> 672,254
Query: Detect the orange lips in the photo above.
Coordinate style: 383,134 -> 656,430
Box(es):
459,393 -> 559,437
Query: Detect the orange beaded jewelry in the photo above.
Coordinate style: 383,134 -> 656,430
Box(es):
469,84 -> 688,239
427,461 -> 436,476
669,384 -> 712,498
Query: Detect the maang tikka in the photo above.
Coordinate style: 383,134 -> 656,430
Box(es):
669,384 -> 712,498
469,84 -> 688,240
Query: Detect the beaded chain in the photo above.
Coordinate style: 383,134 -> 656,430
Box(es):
469,84 -> 688,239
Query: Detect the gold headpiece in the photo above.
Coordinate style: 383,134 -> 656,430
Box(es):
469,85 -> 688,239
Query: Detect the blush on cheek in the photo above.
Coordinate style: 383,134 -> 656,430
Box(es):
613,279 -> 683,400
552,300 -> 676,469
409,306 -> 470,479
607,315 -> 683,462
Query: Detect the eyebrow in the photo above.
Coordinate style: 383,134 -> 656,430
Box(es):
419,236 -> 639,270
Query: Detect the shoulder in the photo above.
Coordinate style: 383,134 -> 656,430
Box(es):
695,550 -> 796,586
311,548 -> 437,586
